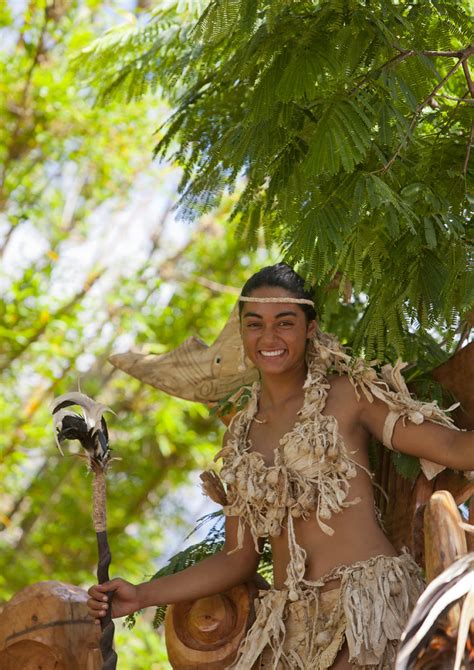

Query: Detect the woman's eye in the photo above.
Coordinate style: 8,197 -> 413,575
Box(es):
246,322 -> 261,329
278,321 -> 294,327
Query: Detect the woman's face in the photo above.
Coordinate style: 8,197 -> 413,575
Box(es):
240,286 -> 316,376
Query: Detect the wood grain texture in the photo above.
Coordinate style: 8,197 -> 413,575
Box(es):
424,490 -> 467,583
432,341 -> 474,430
165,582 -> 259,669
0,581 -> 101,670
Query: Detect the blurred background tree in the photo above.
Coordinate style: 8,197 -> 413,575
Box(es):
0,1 -> 271,667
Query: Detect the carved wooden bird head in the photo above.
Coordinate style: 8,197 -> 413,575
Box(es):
51,392 -> 113,469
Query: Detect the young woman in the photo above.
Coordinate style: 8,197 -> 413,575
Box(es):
87,264 -> 474,669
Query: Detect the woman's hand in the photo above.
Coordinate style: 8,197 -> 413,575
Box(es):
87,578 -> 141,623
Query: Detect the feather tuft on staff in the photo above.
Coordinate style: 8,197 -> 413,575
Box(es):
51,392 -> 114,468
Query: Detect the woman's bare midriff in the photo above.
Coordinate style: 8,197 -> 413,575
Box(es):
269,472 -> 397,589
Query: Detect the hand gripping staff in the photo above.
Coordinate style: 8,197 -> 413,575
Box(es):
51,392 -> 118,670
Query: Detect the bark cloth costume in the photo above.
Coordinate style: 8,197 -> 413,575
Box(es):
201,297 -> 459,669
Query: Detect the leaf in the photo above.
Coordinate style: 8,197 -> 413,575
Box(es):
391,452 -> 421,480
423,217 -> 437,249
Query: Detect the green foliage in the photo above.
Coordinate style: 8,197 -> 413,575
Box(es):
0,213 -> 267,599
115,616 -> 171,669
76,0 -> 473,358
145,512 -> 225,629
0,3 -> 471,666
391,452 -> 422,480
0,0 -> 271,620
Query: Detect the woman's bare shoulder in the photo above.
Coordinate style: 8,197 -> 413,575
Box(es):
326,372 -> 355,394
325,373 -> 363,416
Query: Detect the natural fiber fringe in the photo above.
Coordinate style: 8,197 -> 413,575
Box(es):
308,331 -> 459,480
229,552 -> 424,670
92,468 -> 107,532
209,329 -> 457,558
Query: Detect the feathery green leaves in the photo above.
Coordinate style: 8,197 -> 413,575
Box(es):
75,0 -> 473,358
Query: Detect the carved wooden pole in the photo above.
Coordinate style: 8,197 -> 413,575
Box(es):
92,466 -> 117,670
52,392 -> 117,670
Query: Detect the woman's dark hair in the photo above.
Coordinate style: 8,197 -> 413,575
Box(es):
239,263 -> 317,322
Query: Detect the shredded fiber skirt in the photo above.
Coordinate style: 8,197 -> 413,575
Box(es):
228,551 -> 424,670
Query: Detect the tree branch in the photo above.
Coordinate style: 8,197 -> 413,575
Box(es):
421,49 -> 471,58
436,93 -> 474,104
348,45 -> 474,103
463,123 -> 473,179
0,7 -> 50,195
345,50 -> 415,98
462,58 -> 474,98
381,55 -> 468,173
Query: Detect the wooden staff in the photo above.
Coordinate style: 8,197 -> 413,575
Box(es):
52,392 -> 118,670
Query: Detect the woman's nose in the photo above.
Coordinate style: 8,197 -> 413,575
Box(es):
258,325 -> 278,344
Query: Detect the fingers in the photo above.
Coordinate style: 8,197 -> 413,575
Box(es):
87,579 -> 118,623
88,601 -> 108,624
87,579 -> 121,602
88,578 -> 119,595
87,596 -> 108,625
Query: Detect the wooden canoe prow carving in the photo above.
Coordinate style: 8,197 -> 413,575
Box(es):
109,304 -> 258,402
164,582 -> 259,669
0,581 -> 101,670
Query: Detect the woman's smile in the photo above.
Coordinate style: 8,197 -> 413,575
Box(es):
259,349 -> 286,358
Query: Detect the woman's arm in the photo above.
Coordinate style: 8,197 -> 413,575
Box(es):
359,393 -> 474,471
87,514 -> 261,621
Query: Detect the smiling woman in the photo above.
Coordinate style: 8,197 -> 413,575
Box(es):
87,263 -> 473,670
241,294 -> 314,376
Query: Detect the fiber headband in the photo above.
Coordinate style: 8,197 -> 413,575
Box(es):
239,296 -> 315,307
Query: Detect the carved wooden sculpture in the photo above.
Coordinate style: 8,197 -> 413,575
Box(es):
109,304 -> 258,403
432,341 -> 474,431
424,490 -> 468,583
374,342 -> 474,563
0,581 -> 101,670
164,582 -> 259,669
395,490 -> 474,669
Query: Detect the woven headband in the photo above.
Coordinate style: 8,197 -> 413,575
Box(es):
239,296 -> 315,307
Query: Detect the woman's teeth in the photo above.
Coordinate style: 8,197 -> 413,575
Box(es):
260,350 -> 285,357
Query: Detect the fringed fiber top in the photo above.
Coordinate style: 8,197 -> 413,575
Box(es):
201,330 -> 458,594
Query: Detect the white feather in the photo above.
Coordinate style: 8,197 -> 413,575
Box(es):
411,573 -> 473,647
50,392 -> 114,432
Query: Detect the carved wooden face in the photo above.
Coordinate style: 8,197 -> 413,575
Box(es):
109,303 -> 259,402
